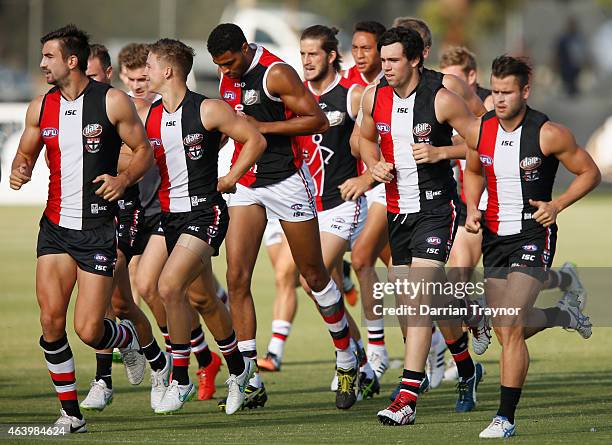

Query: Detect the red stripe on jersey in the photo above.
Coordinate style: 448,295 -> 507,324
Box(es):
373,85 -> 400,213
478,116 -> 500,233
342,65 -> 368,87
456,160 -> 466,203
41,90 -> 62,225
147,105 -> 170,212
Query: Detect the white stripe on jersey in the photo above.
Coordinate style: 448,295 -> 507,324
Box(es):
58,96 -> 84,230
391,94 -> 420,213
161,107 -> 191,212
493,126 -> 523,235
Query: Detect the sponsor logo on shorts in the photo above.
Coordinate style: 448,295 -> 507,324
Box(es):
223,90 -> 236,101
118,200 -> 125,210
190,196 -> 207,207
479,155 -> 493,166
90,203 -> 107,214
186,145 -> 203,160
426,236 -> 442,245
183,133 -> 204,147
521,254 -> 536,261
376,122 -> 391,134
94,253 -> 108,263
426,247 -> 439,255
41,127 -> 58,138
413,123 -> 432,137
331,224 -> 342,230
243,89 -> 260,106
325,111 -> 345,127
293,211 -> 305,217
187,225 -> 200,232
542,249 -> 551,264
520,157 -> 541,171
333,217 -> 346,223
425,190 -> 442,200
82,123 -> 103,138
207,226 -> 218,238
291,203 -> 303,210
522,244 -> 538,252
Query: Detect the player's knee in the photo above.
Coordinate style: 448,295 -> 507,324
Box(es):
301,267 -> 328,293
275,264 -> 297,288
226,267 -> 252,297
351,248 -> 375,273
158,277 -> 183,306
39,313 -> 66,339
135,274 -> 157,302
74,320 -> 103,347
189,295 -> 218,317
494,325 -> 524,346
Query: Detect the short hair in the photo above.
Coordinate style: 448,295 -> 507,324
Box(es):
439,46 -> 477,75
207,23 -> 247,57
117,43 -> 149,71
40,24 -> 90,72
148,38 -> 195,81
393,17 -> 432,48
301,25 -> 342,72
353,21 -> 386,41
378,27 -> 424,67
89,44 -> 111,71
491,55 -> 532,88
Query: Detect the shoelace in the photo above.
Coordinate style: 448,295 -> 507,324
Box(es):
122,350 -> 139,367
456,380 -> 470,401
388,395 -> 410,413
338,372 -> 355,393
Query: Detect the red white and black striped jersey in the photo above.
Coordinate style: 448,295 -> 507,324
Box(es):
372,77 -> 456,214
219,44 -> 300,188
40,80 -> 123,229
146,90 -> 223,213
342,65 -> 383,87
297,74 -> 360,211
477,107 -> 559,235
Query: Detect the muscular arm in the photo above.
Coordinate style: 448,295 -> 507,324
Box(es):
117,97 -> 151,174
358,87 -> 393,183
463,133 -> 485,232
9,96 -> 44,190
256,63 -> 329,136
201,99 -> 266,188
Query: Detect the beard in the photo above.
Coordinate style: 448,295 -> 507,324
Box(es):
308,63 -> 330,83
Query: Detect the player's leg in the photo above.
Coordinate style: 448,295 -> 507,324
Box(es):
128,256 -> 141,305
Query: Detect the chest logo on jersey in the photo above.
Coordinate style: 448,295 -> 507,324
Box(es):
376,122 -> 391,134
479,155 -> 493,166
223,90 -> 237,101
325,111 -> 346,127
184,133 -> 204,160
243,89 -> 260,106
413,123 -> 432,143
83,123 -> 103,153
41,127 -> 58,139
520,156 -> 542,182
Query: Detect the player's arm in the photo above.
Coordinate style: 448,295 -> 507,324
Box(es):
201,99 -> 267,193
10,96 -> 44,190
530,122 -> 601,227
463,133 -> 485,234
97,89 -> 154,201
443,73 -> 487,117
359,87 -> 393,183
253,63 -> 329,136
117,98 -> 152,173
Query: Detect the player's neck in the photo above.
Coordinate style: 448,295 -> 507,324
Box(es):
160,82 -> 188,113
308,69 -> 338,95
363,67 -> 381,83
393,70 -> 420,99
58,72 -> 90,101
499,104 -> 527,132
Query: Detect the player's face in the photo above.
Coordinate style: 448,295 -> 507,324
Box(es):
491,75 -> 530,120
212,48 -> 249,79
145,52 -> 164,93
351,31 -> 380,74
40,40 -> 71,85
300,38 -> 332,82
441,65 -> 468,83
86,57 -> 111,84
381,43 -> 415,88
125,66 -> 149,98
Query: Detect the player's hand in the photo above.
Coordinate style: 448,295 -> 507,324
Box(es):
412,143 -> 442,164
371,161 -> 394,183
339,175 -> 371,201
529,199 -> 559,227
217,175 -> 237,194
93,174 -> 128,201
465,209 -> 482,233
9,164 -> 31,190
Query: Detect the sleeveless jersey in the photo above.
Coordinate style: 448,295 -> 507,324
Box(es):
372,76 -> 456,214
146,90 -> 223,213
342,65 -> 383,87
40,80 -> 122,229
477,107 -> 558,235
219,44 -> 300,188
297,74 -> 360,211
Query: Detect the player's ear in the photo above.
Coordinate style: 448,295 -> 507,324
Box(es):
164,65 -> 172,80
522,83 -> 530,100
106,66 -> 113,81
422,46 -> 430,60
467,69 -> 477,85
329,50 -> 337,65
241,42 -> 249,55
67,54 -> 79,71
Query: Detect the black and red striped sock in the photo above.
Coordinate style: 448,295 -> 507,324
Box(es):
191,325 -> 212,368
40,335 -> 82,419
217,331 -> 245,376
159,325 -> 171,352
170,343 -> 190,385
95,352 -> 113,388
94,319 -> 133,350
446,332 -> 475,379
399,369 -> 424,409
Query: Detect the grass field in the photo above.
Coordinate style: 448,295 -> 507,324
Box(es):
1,196 -> 611,444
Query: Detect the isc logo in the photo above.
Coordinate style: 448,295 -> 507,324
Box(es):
166,121 -> 176,127
396,108 -> 410,113
65,109 -> 77,116
501,140 -> 514,146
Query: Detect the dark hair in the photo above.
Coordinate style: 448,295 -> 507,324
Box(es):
117,43 -> 149,70
491,55 -> 532,88
353,21 -> 386,41
439,46 -> 477,75
301,25 -> 342,71
40,24 -> 90,72
207,23 -> 247,57
149,38 -> 195,81
392,17 -> 432,48
378,27 -> 424,67
89,44 -> 111,71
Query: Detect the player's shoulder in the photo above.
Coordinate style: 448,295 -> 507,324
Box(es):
541,120 -> 573,144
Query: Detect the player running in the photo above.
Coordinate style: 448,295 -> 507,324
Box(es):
9,25 -> 153,432
462,56 -> 599,438
143,38 -> 266,415
208,23 -> 362,410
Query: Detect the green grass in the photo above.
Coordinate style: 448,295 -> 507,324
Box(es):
0,197 -> 611,444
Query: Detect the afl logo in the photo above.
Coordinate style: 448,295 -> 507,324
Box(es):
520,156 -> 542,171
413,123 -> 431,137
183,133 -> 203,147
426,236 -> 442,245
41,127 -> 58,138
149,138 -> 162,147
479,155 -> 493,166
82,123 -> 103,138
186,145 -> 203,160
522,244 -> 538,252
223,90 -> 236,101
376,123 -> 391,134
94,253 -> 108,263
